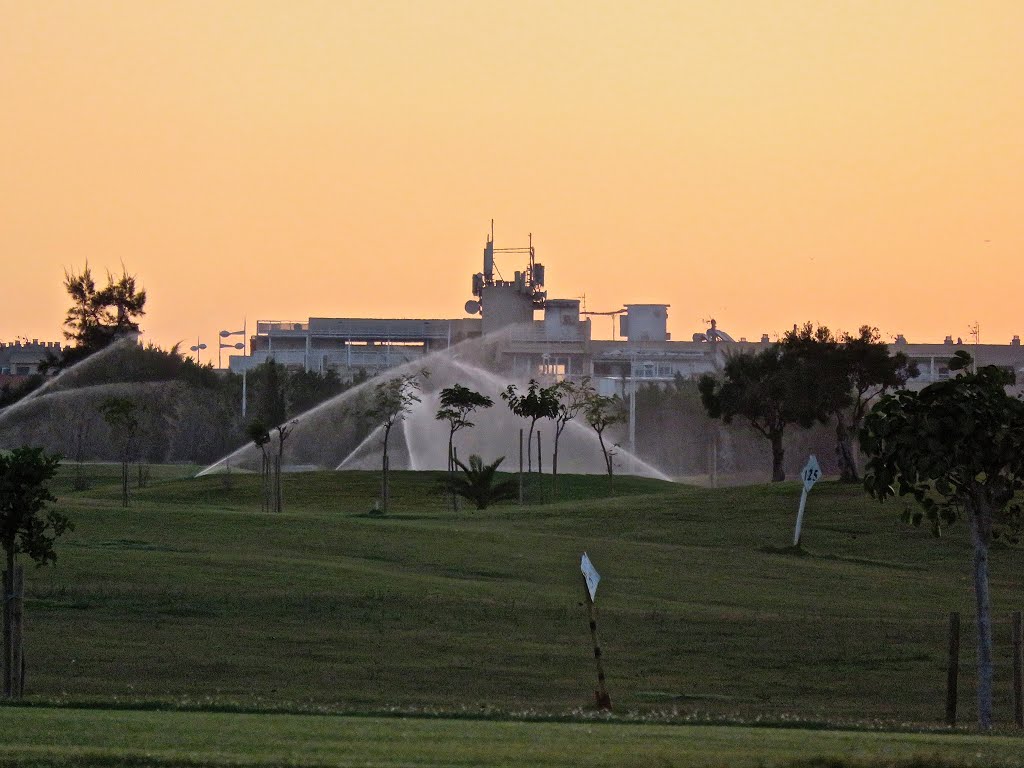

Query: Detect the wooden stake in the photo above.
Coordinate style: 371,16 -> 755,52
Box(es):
537,431 -> 542,475
11,566 -> 23,699
582,573 -> 612,711
946,611 -> 960,726
2,569 -> 10,699
1012,610 -> 1023,728
518,429 -> 524,505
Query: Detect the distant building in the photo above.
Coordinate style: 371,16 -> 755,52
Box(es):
228,234 -> 1024,396
0,340 -> 62,378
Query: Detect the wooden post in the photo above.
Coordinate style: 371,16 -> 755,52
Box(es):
382,455 -> 389,514
518,429 -> 524,505
946,611 -> 960,726
11,566 -> 23,699
582,573 -> 611,710
1012,610 -> 1023,728
537,431 -> 542,475
2,569 -> 10,699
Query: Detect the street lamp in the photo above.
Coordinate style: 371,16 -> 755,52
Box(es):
219,322 -> 247,416
189,338 -> 208,363
218,322 -> 247,369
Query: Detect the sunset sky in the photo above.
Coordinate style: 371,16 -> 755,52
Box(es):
3,1 -> 1023,360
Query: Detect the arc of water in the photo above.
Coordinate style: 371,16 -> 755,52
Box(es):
0,337 -> 137,427
198,332 -> 502,476
446,358 -> 672,482
334,423 -> 386,470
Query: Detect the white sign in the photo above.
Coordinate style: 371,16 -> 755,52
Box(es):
801,454 -> 822,493
581,552 -> 600,602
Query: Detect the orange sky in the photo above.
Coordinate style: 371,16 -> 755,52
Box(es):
3,1 -> 1023,361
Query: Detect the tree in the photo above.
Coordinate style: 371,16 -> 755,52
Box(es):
0,446 -> 73,698
252,361 -> 287,428
834,326 -> 917,481
861,351 -> 1024,729
500,380 -> 559,473
435,384 -> 494,471
271,421 -> 296,513
699,345 -> 832,482
59,265 -> 146,368
550,378 -> 592,496
584,391 -> 626,491
436,455 -> 517,510
367,373 -> 423,513
247,420 -> 272,514
782,323 -> 917,482
99,396 -> 139,507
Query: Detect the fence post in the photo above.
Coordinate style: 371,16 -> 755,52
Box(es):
12,567 -> 23,699
1012,610 -> 1023,728
946,611 -> 960,726
518,429 -> 524,504
2,569 -> 10,699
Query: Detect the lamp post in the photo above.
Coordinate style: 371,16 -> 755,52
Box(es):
218,322 -> 247,369
219,322 -> 247,417
189,338 -> 208,364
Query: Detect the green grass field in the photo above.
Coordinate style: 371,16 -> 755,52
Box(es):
2,463 -> 1023,765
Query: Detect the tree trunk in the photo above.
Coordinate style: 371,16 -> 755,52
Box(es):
381,425 -> 391,514
274,455 -> 282,513
835,417 -> 859,483
121,455 -> 129,507
526,422 -> 535,473
971,508 -> 994,729
770,432 -> 785,482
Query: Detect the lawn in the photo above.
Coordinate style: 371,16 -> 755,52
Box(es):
1,706 -> 1023,767
15,465 -> 1023,726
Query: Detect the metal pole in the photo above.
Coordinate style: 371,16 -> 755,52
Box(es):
793,487 -> 808,547
242,369 -> 248,418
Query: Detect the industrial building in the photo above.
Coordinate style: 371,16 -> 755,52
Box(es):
228,232 -> 1024,395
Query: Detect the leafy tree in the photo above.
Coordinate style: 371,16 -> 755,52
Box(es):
252,361 -> 287,428
58,265 -> 146,368
437,455 -> 517,510
500,380 -> 559,473
435,384 -> 494,471
584,391 -> 626,491
861,351 -> 1024,729
550,378 -> 592,496
0,446 -> 73,698
699,344 -> 833,482
99,396 -> 139,507
247,420 -> 272,514
367,373 -> 423,513
782,323 -> 917,482
287,369 -> 348,417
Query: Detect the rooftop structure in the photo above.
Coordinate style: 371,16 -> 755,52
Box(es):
229,229 -> 1024,397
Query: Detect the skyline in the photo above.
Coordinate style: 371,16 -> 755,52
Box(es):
3,1 -> 1023,356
